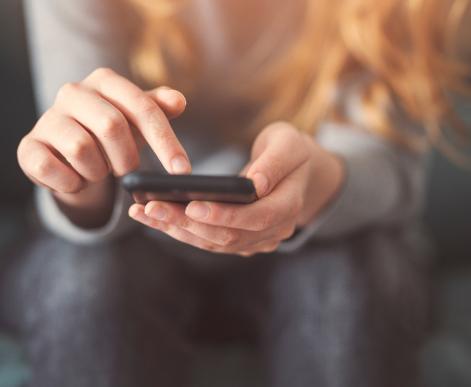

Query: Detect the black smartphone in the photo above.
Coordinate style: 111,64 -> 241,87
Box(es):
122,172 -> 257,204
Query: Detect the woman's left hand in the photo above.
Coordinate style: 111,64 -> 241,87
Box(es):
129,121 -> 344,256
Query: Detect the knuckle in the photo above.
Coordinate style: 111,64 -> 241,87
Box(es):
31,155 -> 55,180
97,112 -> 126,139
258,206 -> 277,230
60,180 -> 83,194
89,160 -> 111,182
91,169 -> 110,183
152,220 -> 169,233
124,154 -> 141,173
219,230 -> 238,247
177,216 -> 191,230
200,242 -> 217,252
41,108 -> 57,123
65,136 -> 91,160
91,67 -> 116,80
136,98 -> 159,117
114,153 -> 140,177
56,82 -> 81,102
221,207 -> 237,225
159,221 -> 171,233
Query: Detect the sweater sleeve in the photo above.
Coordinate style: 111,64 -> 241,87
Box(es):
278,121 -> 428,252
278,72 -> 430,253
35,178 -> 138,245
450,0 -> 471,66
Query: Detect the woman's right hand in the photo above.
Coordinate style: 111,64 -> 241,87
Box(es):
17,68 -> 190,227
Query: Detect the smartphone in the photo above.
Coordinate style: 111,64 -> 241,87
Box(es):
122,172 -> 257,204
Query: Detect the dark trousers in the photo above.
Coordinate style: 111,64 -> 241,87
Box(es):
0,230 -> 428,387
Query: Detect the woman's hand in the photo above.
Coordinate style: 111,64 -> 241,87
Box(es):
129,121 -> 345,256
17,68 -> 190,228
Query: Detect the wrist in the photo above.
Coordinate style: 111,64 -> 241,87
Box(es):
52,174 -> 116,228
297,136 -> 345,227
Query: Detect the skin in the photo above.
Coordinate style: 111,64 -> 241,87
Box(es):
18,68 -> 344,256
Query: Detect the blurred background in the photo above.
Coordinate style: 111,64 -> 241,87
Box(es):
0,0 -> 471,386
0,0 -> 35,254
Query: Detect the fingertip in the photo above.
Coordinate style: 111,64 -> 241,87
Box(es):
173,90 -> 187,107
186,201 -> 210,220
128,204 -> 141,218
145,202 -> 167,220
171,155 -> 192,175
155,88 -> 186,108
57,177 -> 87,194
251,172 -> 269,198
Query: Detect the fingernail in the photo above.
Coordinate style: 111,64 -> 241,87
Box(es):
173,90 -> 186,106
171,155 -> 191,174
156,89 -> 186,106
130,208 -> 150,224
186,202 -> 210,220
252,172 -> 269,198
145,204 -> 167,220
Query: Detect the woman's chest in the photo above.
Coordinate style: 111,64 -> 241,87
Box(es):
178,0 -> 302,114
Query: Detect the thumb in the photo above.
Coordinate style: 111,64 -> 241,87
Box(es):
246,122 -> 309,199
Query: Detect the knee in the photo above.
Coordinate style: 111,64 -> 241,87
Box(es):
19,234 -> 129,329
18,233 -> 189,332
268,246 -> 368,327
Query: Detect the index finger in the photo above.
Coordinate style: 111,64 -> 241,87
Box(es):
83,68 -> 191,174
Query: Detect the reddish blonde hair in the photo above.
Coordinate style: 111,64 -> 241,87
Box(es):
126,0 -> 471,164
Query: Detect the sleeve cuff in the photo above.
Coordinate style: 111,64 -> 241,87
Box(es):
35,179 -> 138,245
277,152 -> 374,252
277,122 -> 425,253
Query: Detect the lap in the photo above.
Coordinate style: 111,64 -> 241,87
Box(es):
0,229 -> 428,339
265,235 -> 429,387
0,229 -> 429,386
0,231 -> 198,334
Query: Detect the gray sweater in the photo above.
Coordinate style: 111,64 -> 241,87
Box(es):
24,0 -> 430,254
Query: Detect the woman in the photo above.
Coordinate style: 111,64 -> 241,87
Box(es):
2,0 -> 470,385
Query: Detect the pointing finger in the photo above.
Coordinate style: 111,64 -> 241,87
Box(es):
83,68 -> 191,175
